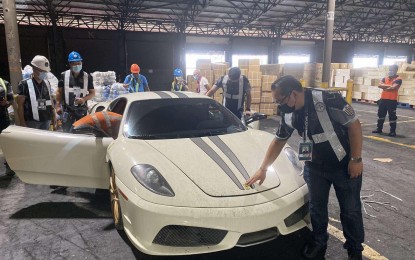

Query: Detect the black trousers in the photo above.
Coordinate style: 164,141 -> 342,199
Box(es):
376,99 -> 397,132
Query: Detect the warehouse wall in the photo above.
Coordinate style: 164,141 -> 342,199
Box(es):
0,25 -> 176,90
1,25 -> 414,88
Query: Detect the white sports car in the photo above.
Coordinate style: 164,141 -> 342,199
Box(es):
1,91 -> 309,256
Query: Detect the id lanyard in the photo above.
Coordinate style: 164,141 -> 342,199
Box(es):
132,76 -> 141,92
298,102 -> 313,161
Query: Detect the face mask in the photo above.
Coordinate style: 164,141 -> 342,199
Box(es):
71,65 -> 82,73
278,103 -> 295,114
176,77 -> 183,81
388,71 -> 395,77
193,75 -> 198,80
38,72 -> 47,81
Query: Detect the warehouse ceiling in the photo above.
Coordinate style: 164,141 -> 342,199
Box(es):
1,0 -> 415,44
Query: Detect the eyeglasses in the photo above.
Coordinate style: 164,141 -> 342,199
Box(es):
275,90 -> 293,105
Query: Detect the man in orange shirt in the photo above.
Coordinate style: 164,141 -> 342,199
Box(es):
373,65 -> 402,137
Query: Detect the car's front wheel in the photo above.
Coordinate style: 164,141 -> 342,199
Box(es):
109,166 -> 124,230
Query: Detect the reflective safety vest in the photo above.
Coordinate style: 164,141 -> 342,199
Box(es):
64,70 -> 89,105
381,76 -> 401,101
171,81 -> 185,91
0,78 -> 7,101
27,79 -> 53,121
72,111 -> 122,137
222,75 -> 244,111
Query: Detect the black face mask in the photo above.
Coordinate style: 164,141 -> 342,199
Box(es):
278,103 -> 295,114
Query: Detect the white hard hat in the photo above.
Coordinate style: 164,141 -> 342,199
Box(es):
31,55 -> 51,72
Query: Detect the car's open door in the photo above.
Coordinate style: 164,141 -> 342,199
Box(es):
0,126 -> 112,189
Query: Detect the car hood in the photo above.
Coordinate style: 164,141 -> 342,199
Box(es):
145,131 -> 282,197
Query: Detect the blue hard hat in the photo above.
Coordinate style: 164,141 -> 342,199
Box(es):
68,51 -> 83,62
173,68 -> 183,77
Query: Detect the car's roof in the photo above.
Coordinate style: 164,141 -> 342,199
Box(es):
118,91 -> 212,101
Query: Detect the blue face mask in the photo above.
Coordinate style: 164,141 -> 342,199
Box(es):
38,72 -> 47,81
71,65 -> 82,73
388,71 -> 396,77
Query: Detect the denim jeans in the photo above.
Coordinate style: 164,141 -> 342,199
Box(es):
303,164 -> 364,253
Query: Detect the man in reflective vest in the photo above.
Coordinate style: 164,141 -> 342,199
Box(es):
0,77 -> 15,176
246,76 -> 364,260
72,111 -> 122,139
171,68 -> 188,91
372,64 -> 402,137
56,51 -> 96,132
123,64 -> 150,93
17,55 -> 54,130
206,67 -> 252,119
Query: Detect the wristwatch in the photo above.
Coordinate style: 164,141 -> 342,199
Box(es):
350,157 -> 362,163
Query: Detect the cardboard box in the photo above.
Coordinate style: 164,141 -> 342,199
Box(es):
260,103 -> 277,116
261,92 -> 274,103
251,88 -> 261,104
248,65 -> 261,72
353,92 -> 362,99
353,77 -> 364,85
261,75 -> 278,92
398,95 -> 412,103
260,64 -> 283,76
339,63 -> 349,69
200,69 -> 213,84
238,59 -> 250,67
251,104 -> 260,112
363,77 -> 372,86
196,59 -> 211,70
187,75 -> 198,92
335,69 -> 351,76
240,69 -> 248,76
248,71 -> 262,88
249,59 -> 261,66
371,79 -> 381,86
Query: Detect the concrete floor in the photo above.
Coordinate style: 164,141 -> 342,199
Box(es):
0,102 -> 414,260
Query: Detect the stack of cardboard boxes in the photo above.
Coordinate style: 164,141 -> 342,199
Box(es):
260,75 -> 278,116
351,68 -> 386,101
238,59 -> 261,112
398,64 -> 415,105
334,69 -> 351,88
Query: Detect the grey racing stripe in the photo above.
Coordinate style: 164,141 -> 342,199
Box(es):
191,138 -> 244,190
172,92 -> 188,98
153,91 -> 172,99
208,136 -> 250,180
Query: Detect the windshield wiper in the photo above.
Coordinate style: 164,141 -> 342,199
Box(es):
128,134 -> 166,139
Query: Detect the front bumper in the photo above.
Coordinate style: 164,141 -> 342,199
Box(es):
116,179 -> 309,256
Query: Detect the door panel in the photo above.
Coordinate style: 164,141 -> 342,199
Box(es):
0,126 -> 112,189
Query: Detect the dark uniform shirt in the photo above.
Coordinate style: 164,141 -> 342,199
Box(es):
0,79 -> 13,131
276,89 -> 357,169
17,79 -> 53,122
58,70 -> 94,108
215,75 -> 251,117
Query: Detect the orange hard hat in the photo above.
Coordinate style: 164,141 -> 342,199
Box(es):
130,64 -> 140,73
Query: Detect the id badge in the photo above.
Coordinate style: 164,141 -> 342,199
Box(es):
298,141 -> 313,161
73,87 -> 81,106
38,99 -> 47,111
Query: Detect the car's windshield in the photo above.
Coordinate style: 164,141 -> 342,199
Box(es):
124,98 -> 247,139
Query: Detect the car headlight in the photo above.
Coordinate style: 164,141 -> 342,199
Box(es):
284,147 -> 304,175
130,164 -> 175,197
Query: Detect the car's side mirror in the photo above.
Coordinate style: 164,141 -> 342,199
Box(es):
245,113 -> 267,125
71,125 -> 110,138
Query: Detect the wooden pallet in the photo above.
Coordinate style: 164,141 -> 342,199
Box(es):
397,102 -> 414,109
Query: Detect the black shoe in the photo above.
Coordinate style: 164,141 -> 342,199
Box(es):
348,251 -> 362,260
372,129 -> 382,134
388,132 -> 396,137
302,241 -> 327,259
